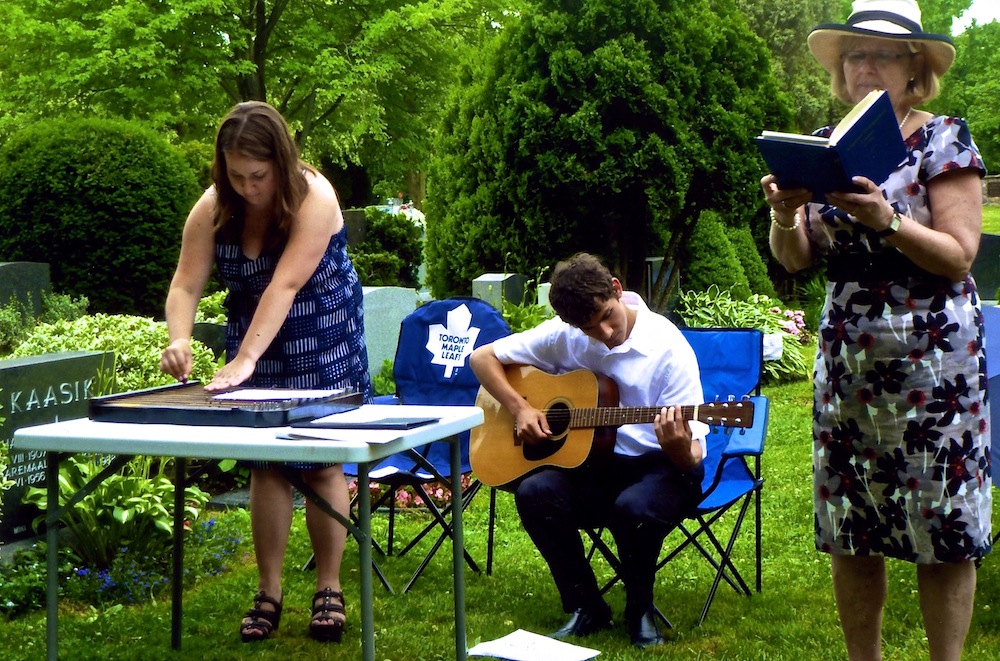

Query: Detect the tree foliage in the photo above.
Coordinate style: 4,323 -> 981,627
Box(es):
425,0 -> 787,304
735,0 -> 847,133
931,20 -> 1000,168
350,208 -> 424,287
0,0 -> 503,189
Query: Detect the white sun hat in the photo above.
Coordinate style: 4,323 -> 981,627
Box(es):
807,0 -> 955,77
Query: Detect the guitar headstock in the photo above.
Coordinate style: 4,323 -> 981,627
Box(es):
694,400 -> 754,428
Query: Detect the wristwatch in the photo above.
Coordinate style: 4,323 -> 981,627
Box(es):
877,211 -> 903,237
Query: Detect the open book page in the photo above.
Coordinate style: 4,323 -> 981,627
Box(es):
757,130 -> 828,146
830,89 -> 889,144
468,629 -> 599,661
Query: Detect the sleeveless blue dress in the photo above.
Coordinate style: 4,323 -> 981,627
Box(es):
216,225 -> 373,468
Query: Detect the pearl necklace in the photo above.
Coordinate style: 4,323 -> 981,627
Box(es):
898,107 -> 913,131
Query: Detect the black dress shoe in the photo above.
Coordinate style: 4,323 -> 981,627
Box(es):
627,609 -> 664,649
548,605 -> 614,639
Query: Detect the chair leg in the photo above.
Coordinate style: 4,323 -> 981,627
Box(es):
487,486 -> 497,576
755,471 -> 763,594
697,494 -> 756,625
399,482 -> 483,592
387,487 -> 397,556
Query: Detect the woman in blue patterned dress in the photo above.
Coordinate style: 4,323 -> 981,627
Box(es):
761,1 -> 990,659
161,101 -> 371,644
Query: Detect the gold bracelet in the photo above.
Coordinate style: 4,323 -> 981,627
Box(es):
770,207 -> 800,231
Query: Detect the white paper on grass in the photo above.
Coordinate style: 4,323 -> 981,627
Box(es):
467,629 -> 599,661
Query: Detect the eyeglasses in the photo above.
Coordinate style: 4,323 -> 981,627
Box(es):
841,50 -> 914,67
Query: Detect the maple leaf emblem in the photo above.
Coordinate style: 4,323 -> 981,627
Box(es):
426,304 -> 481,378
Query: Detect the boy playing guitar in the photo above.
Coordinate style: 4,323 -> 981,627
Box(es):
469,252 -> 707,649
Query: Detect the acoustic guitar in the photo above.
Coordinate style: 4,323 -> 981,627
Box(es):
470,365 -> 754,489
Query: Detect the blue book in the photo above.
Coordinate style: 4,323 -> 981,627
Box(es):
754,90 -> 907,203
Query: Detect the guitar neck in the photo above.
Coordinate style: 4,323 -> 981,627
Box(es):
569,405 -> 698,428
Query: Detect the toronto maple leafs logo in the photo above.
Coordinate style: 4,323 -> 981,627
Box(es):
426,304 -> 481,378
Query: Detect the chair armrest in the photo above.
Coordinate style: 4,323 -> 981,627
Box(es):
373,394 -> 400,405
720,396 -> 768,458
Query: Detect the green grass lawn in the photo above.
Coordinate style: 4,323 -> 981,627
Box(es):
982,203 -> 1000,234
4,378 -> 1000,659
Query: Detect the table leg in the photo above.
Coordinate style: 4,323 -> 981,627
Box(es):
172,457 -> 186,649
358,461 -> 374,661
45,452 -> 59,661
450,437 -> 467,661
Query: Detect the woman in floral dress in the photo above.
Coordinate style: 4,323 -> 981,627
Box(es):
761,1 -> 990,659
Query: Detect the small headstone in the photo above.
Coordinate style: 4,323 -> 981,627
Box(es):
343,209 -> 367,247
362,287 -> 417,375
971,234 -> 1000,301
192,322 -> 227,359
1,350 -> 112,543
473,273 -> 528,310
0,262 -> 50,317
537,282 -> 553,312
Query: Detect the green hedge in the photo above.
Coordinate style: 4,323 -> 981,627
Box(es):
0,117 -> 200,317
11,314 -> 216,394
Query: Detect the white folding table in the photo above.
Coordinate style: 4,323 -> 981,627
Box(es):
12,404 -> 483,661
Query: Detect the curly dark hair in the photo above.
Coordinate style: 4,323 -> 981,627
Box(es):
547,253 -> 617,327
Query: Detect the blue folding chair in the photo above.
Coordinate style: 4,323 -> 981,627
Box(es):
344,297 -> 511,591
586,327 -> 768,626
981,305 -> 1000,472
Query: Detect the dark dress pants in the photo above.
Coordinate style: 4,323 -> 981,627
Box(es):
514,451 -> 704,620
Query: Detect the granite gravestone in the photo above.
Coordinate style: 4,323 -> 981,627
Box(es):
362,286 -> 417,375
472,273 -> 528,310
0,262 -> 50,317
1,351 -> 112,543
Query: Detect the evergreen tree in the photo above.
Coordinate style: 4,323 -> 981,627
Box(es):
426,0 -> 787,306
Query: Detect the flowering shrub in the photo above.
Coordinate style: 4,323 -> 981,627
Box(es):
195,290 -> 228,324
772,306 -> 808,342
0,516 -> 245,615
66,550 -> 171,605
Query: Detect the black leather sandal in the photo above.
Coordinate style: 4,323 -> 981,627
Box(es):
240,590 -> 283,642
310,588 -> 346,643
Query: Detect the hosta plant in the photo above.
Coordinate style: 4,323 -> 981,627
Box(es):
22,454 -> 209,569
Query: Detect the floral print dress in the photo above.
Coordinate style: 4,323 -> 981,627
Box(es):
805,116 -> 992,564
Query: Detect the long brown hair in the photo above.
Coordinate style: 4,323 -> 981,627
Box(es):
210,101 -> 313,247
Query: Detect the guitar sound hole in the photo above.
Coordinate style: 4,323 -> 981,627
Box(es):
523,402 -> 570,462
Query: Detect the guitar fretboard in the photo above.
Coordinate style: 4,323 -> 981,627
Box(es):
547,402 -> 750,428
